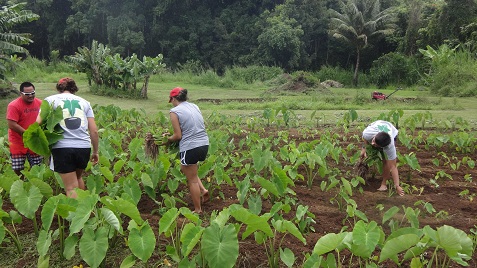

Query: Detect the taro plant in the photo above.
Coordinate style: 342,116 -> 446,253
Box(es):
229,204 -> 306,268
23,100 -> 64,157
0,197 -> 24,254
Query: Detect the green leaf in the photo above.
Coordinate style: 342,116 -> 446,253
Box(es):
201,223 -> 239,268
36,229 -> 52,257
45,103 -> 64,132
349,221 -> 381,258
180,223 -> 204,257
435,225 -> 473,265
257,177 -> 279,197
100,207 -> 123,234
128,222 -> 156,262
40,196 -> 59,231
119,255 -> 137,268
63,235 -> 79,260
37,255 -> 49,268
280,247 -> 295,267
0,222 -> 5,245
79,226 -> 109,268
158,208 -> 180,235
23,122 -> 50,156
382,206 -> 399,224
10,180 -> 43,219
229,205 -> 273,239
379,234 -> 420,263
70,195 -> 97,234
313,232 -> 349,255
29,178 -> 53,198
107,198 -> 144,225
122,179 -> 142,205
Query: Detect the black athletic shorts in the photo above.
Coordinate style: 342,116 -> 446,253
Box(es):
179,145 -> 208,165
51,148 -> 91,173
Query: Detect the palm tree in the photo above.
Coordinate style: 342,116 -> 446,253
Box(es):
0,2 -> 39,81
329,0 -> 395,86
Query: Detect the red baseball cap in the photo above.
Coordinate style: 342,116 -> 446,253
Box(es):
169,87 -> 182,102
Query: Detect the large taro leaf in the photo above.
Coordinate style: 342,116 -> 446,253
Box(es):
63,235 -> 79,260
349,220 -> 381,258
229,204 -> 273,239
379,234 -> 420,263
79,226 -> 109,268
128,221 -> 156,262
313,232 -> 350,256
40,195 -> 60,231
36,229 -> 52,257
23,122 -> 50,156
158,207 -> 180,236
180,222 -> 204,257
70,195 -> 97,234
201,223 -> 239,268
435,225 -> 473,265
10,180 -> 42,219
100,207 -> 123,234
45,104 -> 64,133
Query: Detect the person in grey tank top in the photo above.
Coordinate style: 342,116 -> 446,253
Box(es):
360,120 -> 403,196
166,87 -> 209,214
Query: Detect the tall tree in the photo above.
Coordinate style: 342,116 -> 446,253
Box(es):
329,0 -> 395,86
256,6 -> 304,71
0,2 -> 39,80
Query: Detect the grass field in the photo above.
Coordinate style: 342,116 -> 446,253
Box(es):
2,79 -> 477,134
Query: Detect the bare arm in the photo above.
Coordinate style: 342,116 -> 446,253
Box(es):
7,119 -> 26,135
168,112 -> 182,142
386,158 -> 400,187
360,138 -> 369,158
88,117 -> 99,164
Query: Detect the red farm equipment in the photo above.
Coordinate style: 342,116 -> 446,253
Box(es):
371,87 -> 401,100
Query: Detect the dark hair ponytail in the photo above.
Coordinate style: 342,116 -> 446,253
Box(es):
176,88 -> 188,102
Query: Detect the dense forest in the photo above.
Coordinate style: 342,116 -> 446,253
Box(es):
3,0 -> 477,73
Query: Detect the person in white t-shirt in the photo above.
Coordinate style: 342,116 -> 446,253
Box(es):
360,120 -> 403,196
37,78 -> 99,198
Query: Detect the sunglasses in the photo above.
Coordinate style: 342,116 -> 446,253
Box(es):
21,91 -> 36,96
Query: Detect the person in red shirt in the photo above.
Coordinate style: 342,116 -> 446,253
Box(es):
6,82 -> 44,176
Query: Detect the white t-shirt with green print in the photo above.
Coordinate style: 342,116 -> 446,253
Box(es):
362,120 -> 398,160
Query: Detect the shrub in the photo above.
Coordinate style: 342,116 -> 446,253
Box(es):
369,52 -> 420,88
224,65 -> 283,84
316,66 -> 353,87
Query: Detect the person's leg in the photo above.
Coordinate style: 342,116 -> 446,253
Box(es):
10,153 -> 27,178
76,169 -> 86,190
199,178 -> 209,203
26,152 -> 44,168
181,164 -> 202,213
378,159 -> 390,191
60,172 -> 80,198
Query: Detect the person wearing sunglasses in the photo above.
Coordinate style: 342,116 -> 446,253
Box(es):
360,120 -> 403,196
6,82 -> 44,177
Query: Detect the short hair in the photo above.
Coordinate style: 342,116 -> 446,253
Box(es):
175,88 -> 188,102
19,82 -> 35,92
375,132 -> 391,147
56,77 -> 79,94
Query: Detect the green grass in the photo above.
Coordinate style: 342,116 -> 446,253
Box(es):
2,76 -> 477,133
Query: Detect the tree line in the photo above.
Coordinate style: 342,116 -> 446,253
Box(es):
3,0 -> 477,86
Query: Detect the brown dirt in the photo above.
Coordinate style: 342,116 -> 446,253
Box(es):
2,127 -> 477,267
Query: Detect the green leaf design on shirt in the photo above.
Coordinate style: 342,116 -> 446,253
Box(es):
63,100 -> 81,116
377,124 -> 390,133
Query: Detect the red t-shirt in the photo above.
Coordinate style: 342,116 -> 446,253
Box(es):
6,97 -> 42,147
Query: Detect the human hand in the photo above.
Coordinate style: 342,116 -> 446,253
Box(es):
91,153 -> 99,165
